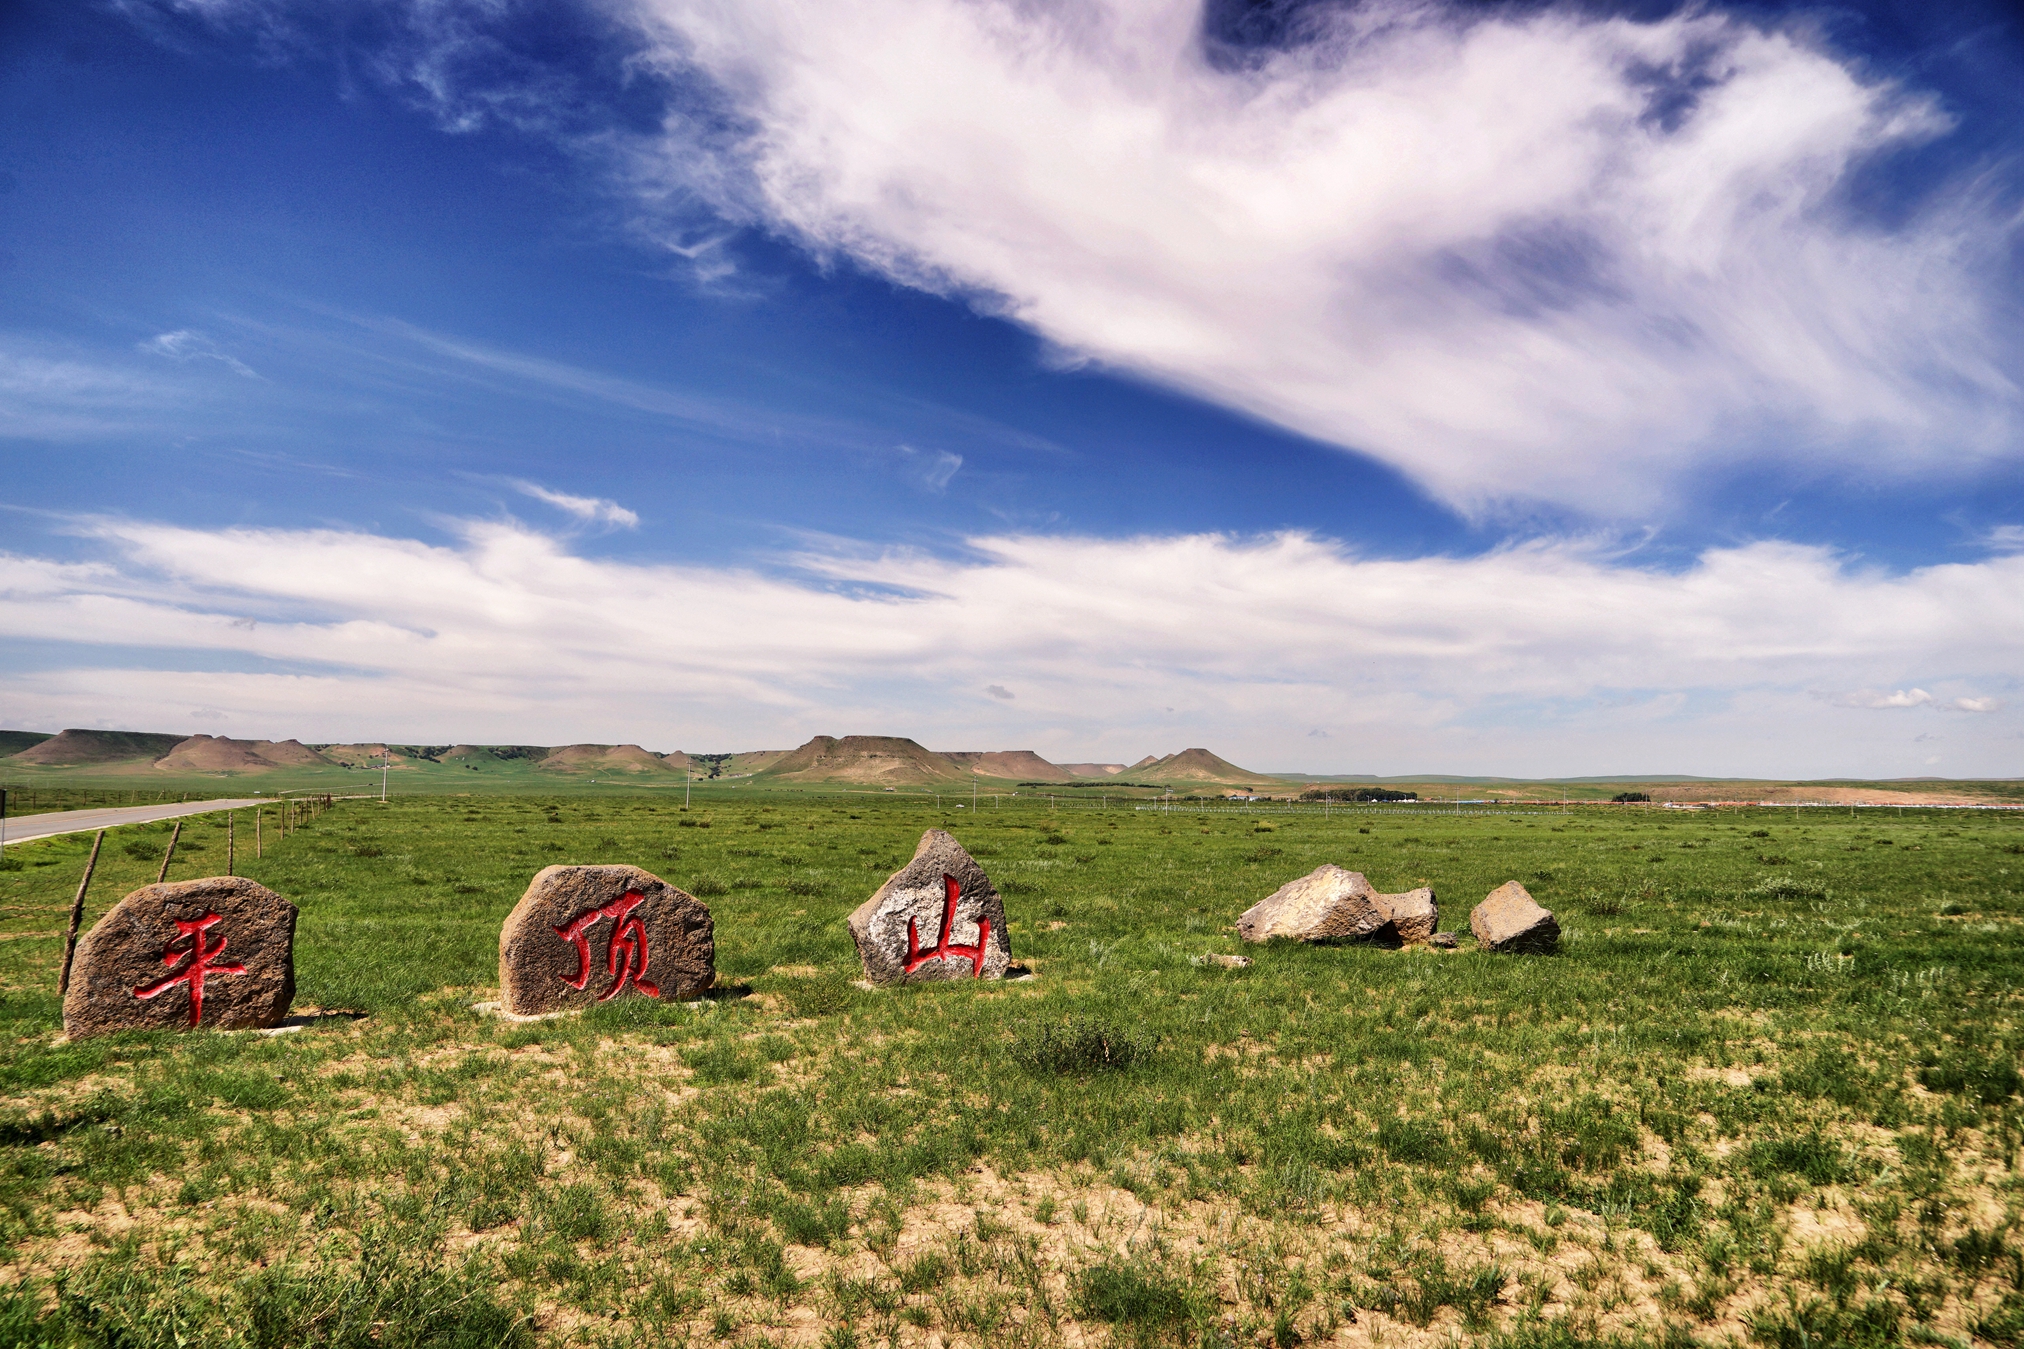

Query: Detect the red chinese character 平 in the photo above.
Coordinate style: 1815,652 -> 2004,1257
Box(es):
553,889 -> 661,1001
903,874 -> 990,977
132,911 -> 247,1027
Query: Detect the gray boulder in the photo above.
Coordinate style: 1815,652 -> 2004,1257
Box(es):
849,829 -> 1013,984
500,865 -> 715,1014
63,877 -> 297,1039
1379,886 -> 1439,944
1470,881 -> 1560,953
1239,865 -> 1396,944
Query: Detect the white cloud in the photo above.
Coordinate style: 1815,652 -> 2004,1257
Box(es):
0,338 -> 190,439
1832,688 -> 1935,710
1985,525 -> 2024,554
140,329 -> 261,379
1,517 -> 2020,775
625,0 -> 2020,514
510,480 -> 641,529
1822,687 -> 2002,713
897,445 -> 964,493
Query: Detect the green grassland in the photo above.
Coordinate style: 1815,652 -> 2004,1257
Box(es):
0,793 -> 2021,1348
0,764 -> 1174,809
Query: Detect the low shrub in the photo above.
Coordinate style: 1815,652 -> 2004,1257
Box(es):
1072,1260 -> 1195,1334
1013,1017 -> 1157,1075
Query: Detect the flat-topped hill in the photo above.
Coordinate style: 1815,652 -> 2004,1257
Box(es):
9,729 -> 189,766
155,736 -> 332,772
756,735 -> 969,785
537,744 -> 682,774
938,750 -> 1079,782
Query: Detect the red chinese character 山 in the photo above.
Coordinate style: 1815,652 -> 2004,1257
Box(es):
553,889 -> 661,1001
904,875 -> 991,977
132,911 -> 248,1027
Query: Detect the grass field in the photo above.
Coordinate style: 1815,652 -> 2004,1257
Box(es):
0,792 -> 2020,1348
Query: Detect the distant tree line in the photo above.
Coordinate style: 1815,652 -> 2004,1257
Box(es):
1298,787 -> 1418,802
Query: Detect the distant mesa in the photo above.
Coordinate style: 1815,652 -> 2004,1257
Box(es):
316,743 -> 406,768
155,735 -> 332,773
2,727 -> 1281,789
750,738 -> 1275,788
9,728 -> 190,766
760,737 -> 1108,786
939,750 -> 1078,783
0,730 -> 52,757
722,749 -> 792,777
538,743 -> 681,774
758,735 -> 968,785
430,745 -> 547,765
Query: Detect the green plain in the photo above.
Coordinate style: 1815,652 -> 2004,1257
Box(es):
0,791 -> 2019,1348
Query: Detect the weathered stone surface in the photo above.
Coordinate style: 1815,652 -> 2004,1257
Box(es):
62,877 -> 296,1039
849,830 -> 1013,985
1377,886 -> 1439,944
1428,931 -> 1459,950
1239,865 -> 1396,944
500,865 -> 714,1015
1470,881 -> 1560,954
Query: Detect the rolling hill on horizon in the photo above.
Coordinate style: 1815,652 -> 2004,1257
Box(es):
10,726 -> 2012,803
0,727 -> 1286,791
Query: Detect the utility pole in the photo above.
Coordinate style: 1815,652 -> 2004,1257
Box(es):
381,745 -> 389,802
685,758 -> 692,809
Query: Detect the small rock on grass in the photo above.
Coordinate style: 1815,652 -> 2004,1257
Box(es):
1428,931 -> 1459,949
1470,881 -> 1560,954
1380,886 -> 1439,944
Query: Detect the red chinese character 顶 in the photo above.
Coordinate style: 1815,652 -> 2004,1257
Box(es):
553,889 -> 661,1001
133,910 -> 247,1027
903,874 -> 991,977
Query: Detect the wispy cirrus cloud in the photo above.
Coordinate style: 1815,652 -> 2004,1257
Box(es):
1,516 -> 2018,773
615,0 -> 2023,516
140,329 -> 262,379
119,0 -> 2024,516
510,480 -> 640,529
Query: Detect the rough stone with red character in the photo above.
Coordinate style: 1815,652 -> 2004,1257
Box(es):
499,865 -> 714,1015
848,829 -> 1013,985
62,876 -> 297,1040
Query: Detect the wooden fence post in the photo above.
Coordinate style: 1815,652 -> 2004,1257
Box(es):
156,821 -> 181,885
58,831 -> 104,996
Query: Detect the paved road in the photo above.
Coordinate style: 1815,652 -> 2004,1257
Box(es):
0,798 -> 271,847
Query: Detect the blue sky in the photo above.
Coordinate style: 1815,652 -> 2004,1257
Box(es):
1,0 -> 2020,776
